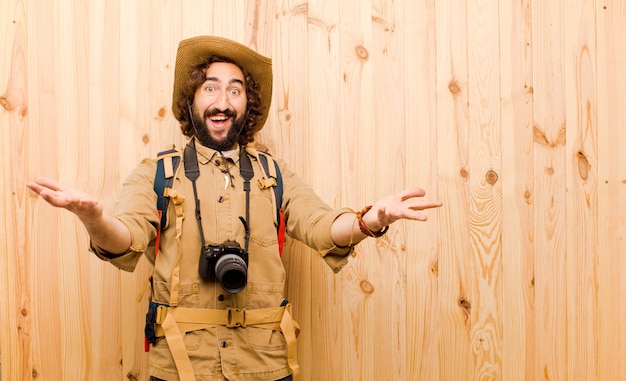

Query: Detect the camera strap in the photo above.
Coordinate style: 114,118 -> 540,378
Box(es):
183,138 -> 252,252
238,147 -> 253,252
183,139 -> 208,249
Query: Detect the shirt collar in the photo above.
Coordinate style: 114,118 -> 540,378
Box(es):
191,137 -> 240,166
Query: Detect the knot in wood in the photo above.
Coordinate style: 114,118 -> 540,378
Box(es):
157,106 -> 167,119
485,170 -> 498,185
577,151 -> 590,180
448,80 -> 461,95
355,45 -> 369,60
459,167 -> 469,179
0,96 -> 13,110
360,280 -> 375,294
458,297 -> 471,313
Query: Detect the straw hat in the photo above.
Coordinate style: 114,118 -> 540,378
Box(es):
171,36 -> 273,132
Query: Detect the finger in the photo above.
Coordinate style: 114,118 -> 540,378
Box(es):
26,181 -> 46,195
404,207 -> 439,221
38,189 -> 75,207
404,197 -> 443,210
33,176 -> 66,192
398,187 -> 426,200
413,212 -> 429,222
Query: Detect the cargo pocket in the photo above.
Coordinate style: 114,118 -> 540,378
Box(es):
245,281 -> 286,351
246,326 -> 286,351
154,281 -> 202,351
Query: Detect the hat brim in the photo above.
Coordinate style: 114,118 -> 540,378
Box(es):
172,36 -> 272,133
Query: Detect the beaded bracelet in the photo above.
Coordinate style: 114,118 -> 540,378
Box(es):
356,205 -> 389,238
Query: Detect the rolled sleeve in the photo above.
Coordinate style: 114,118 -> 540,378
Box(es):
278,159 -> 355,272
90,158 -> 160,272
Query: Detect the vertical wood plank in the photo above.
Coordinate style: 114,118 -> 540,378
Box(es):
272,1 -> 313,380
596,1 -> 626,380
564,1 -> 599,379
305,1 -> 346,381
532,1 -> 568,379
499,0 -> 535,380
370,0 -> 409,379
83,0 -> 124,378
403,1 -> 441,380
26,0 -> 64,378
337,0 -> 378,379
434,1 -> 474,380
55,0 -> 96,377
1,0 -> 29,380
467,0 -> 503,379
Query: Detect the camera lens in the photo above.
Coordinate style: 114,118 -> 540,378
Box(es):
215,254 -> 248,293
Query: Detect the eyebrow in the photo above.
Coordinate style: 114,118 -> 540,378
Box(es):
204,77 -> 245,87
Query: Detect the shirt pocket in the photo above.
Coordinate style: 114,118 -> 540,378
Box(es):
246,192 -> 279,248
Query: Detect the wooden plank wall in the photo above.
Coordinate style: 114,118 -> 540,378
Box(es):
1,0 -> 625,380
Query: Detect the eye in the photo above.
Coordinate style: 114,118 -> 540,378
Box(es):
229,88 -> 241,96
204,84 -> 216,92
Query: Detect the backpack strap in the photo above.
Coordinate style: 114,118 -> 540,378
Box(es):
154,145 -> 183,233
250,148 -> 286,256
143,145 -> 184,351
154,145 -> 185,307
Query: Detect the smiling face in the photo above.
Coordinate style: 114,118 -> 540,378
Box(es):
191,61 -> 248,150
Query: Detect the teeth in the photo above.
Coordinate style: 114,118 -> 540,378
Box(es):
210,115 -> 228,121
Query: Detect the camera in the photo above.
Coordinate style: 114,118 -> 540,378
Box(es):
199,240 -> 249,293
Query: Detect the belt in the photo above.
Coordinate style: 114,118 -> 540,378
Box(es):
152,304 -> 300,381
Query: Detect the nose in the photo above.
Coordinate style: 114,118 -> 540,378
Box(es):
214,90 -> 229,111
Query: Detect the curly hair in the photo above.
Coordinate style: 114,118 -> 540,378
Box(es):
176,56 -> 264,145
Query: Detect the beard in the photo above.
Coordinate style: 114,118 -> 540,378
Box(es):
191,106 -> 247,151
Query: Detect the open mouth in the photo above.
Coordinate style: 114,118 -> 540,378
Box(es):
209,114 -> 230,125
206,110 -> 236,128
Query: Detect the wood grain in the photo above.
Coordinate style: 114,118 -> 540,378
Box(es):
1,1 -> 625,380
499,0 -> 535,380
532,1 -> 568,380
564,1 -> 599,380
596,1 -> 626,380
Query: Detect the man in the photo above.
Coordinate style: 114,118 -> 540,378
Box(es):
27,36 -> 442,381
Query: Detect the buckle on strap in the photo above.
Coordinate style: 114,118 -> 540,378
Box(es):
155,305 -> 169,325
226,308 -> 245,328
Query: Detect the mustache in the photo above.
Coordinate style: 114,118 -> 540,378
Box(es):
204,108 -> 237,119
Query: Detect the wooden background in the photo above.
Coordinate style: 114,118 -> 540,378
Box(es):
1,0 -> 625,380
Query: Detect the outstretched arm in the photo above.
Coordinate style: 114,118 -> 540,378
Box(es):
330,187 -> 442,247
27,177 -> 131,254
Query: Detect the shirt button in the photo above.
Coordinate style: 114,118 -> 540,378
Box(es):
221,341 -> 227,348
218,294 -> 225,301
217,196 -> 224,203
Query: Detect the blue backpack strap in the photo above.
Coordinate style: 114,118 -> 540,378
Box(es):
145,146 -> 181,352
154,146 -> 182,229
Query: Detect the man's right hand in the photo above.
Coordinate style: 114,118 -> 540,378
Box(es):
27,177 -> 131,254
27,177 -> 102,221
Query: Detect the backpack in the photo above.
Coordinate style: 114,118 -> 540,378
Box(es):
153,144 -> 286,257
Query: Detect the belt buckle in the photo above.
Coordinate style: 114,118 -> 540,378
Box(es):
226,308 -> 245,328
